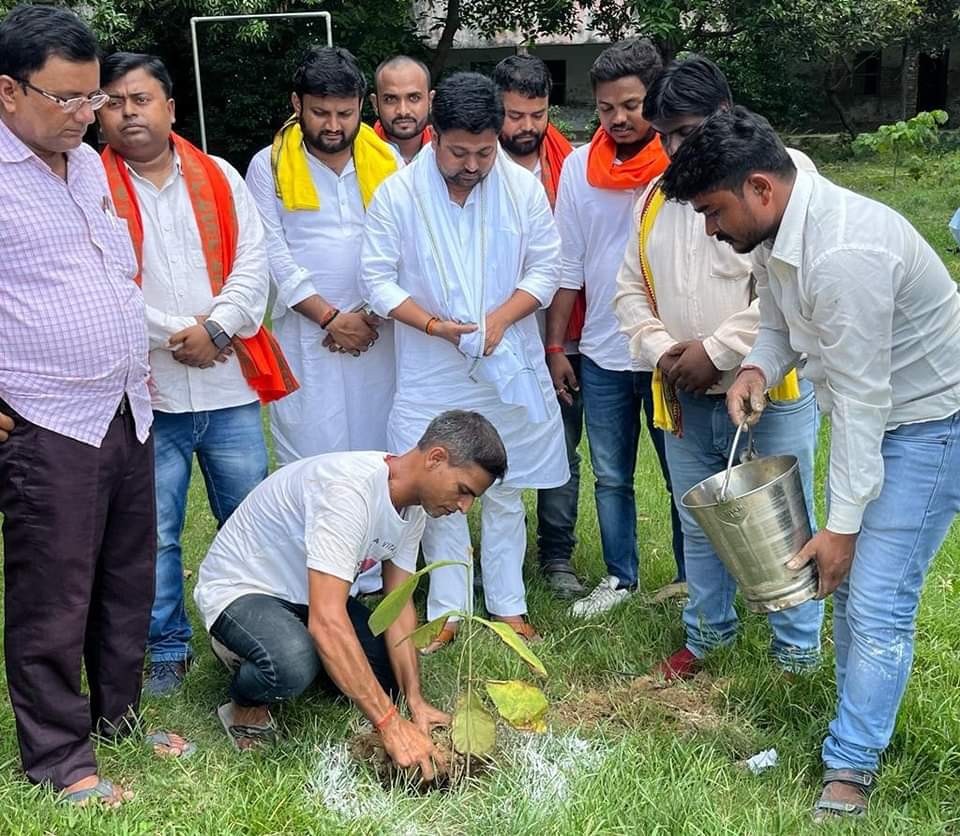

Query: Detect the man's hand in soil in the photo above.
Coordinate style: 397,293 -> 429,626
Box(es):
379,714 -> 447,781
409,701 -> 451,736
0,411 -> 13,443
666,340 -> 721,394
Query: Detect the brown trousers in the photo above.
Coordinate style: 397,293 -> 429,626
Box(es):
0,398 -> 156,788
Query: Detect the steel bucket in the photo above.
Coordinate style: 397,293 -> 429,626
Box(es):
680,424 -> 817,613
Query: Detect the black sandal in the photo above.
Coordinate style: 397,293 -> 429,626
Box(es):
812,768 -> 875,821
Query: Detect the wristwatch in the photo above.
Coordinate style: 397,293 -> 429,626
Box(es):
202,319 -> 231,351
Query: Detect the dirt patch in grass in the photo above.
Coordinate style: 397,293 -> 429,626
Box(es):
348,728 -> 491,791
552,673 -> 745,739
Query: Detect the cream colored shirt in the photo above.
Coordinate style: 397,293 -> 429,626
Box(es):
747,169 -> 960,534
614,149 -> 816,394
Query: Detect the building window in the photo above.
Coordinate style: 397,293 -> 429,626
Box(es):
544,59 -> 567,105
854,50 -> 881,96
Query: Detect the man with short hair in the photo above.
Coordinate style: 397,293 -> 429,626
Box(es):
614,56 -> 823,681
0,5 -> 188,806
361,72 -> 568,652
663,106 -> 960,822
370,55 -> 433,163
492,53 -> 584,600
98,52 -> 296,696
195,410 -> 505,779
246,47 -> 399,465
548,40 -> 684,619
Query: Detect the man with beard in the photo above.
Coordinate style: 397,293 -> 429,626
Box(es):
360,72 -> 568,653
613,56 -> 822,682
246,47 -> 399,465
370,55 -> 432,163
97,52 -> 297,696
548,40 -> 684,619
195,409 -> 504,773
662,105 -> 960,822
492,54 -> 584,600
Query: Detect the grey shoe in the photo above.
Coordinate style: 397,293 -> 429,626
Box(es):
143,660 -> 187,697
544,569 -> 587,600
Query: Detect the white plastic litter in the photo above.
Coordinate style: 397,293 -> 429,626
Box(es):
743,748 -> 779,774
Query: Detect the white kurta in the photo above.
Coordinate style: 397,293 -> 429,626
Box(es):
360,146 -> 568,490
246,146 -> 396,464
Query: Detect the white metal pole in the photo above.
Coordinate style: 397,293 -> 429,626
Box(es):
189,11 -> 333,153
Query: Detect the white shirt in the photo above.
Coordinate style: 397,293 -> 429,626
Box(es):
194,451 -> 425,628
746,169 -> 960,534
555,144 -> 648,371
614,149 -> 817,393
245,144 -> 400,464
134,153 -> 269,413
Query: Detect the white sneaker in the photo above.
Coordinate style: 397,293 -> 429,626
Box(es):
569,576 -> 633,618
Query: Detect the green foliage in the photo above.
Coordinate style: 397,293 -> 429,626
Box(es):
0,0 -> 428,169
370,558 -> 548,759
853,110 -> 950,180
368,561 -> 468,636
450,691 -> 497,757
548,106 -> 575,141
398,610 -> 464,649
473,616 -> 548,677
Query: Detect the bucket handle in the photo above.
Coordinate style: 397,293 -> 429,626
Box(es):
718,422 -> 756,502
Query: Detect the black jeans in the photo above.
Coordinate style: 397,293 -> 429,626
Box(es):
536,353 -> 584,572
210,593 -> 397,707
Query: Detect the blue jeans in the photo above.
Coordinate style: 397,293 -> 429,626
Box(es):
823,410 -> 960,773
210,593 -> 397,707
664,382 -> 824,669
580,355 -> 685,587
537,353 -> 583,572
150,402 -> 268,662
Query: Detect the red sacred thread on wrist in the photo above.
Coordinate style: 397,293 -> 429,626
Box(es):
320,308 -> 340,330
545,344 -> 565,354
425,316 -> 440,336
374,704 -> 398,731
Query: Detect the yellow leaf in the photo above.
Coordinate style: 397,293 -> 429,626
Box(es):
486,680 -> 548,732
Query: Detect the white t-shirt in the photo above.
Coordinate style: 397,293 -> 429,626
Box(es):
194,451 -> 426,629
555,144 -> 648,372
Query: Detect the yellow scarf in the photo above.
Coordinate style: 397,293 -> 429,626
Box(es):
270,117 -> 398,211
638,184 -> 800,435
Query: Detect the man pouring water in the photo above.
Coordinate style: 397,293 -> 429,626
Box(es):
661,106 -> 960,822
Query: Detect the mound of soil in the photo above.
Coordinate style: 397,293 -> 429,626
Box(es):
348,728 -> 492,791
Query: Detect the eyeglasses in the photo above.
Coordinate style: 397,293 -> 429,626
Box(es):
16,78 -> 110,114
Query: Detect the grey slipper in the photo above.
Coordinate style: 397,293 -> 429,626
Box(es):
146,730 -> 197,758
218,702 -> 277,752
60,777 -> 126,806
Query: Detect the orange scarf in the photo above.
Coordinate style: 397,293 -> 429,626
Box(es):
586,127 -> 669,191
535,123 -> 584,343
373,120 -> 432,152
102,134 -> 299,405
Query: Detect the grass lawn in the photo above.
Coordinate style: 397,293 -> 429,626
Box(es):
1,155 -> 959,835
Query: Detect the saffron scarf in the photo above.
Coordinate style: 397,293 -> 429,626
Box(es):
637,182 -> 800,436
271,117 -> 398,211
586,126 -> 669,191
102,133 -> 299,405
373,119 -> 432,151
536,123 -> 585,344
